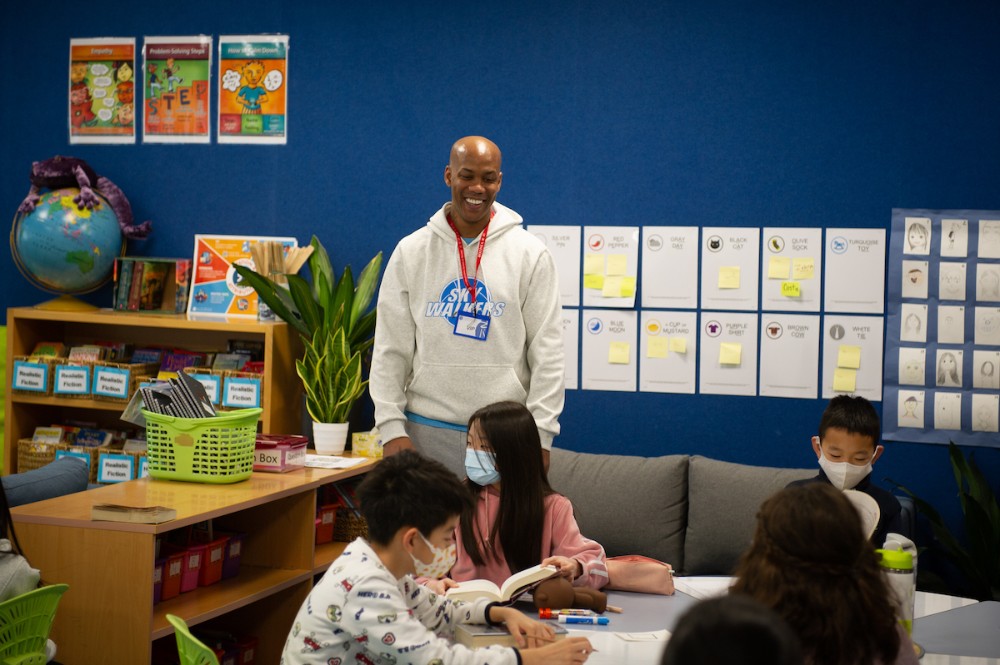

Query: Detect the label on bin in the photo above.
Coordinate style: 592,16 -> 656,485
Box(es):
54,365 -> 90,395
56,449 -> 90,468
13,361 -> 48,392
191,375 -> 221,404
222,376 -> 261,408
93,366 -> 130,398
97,453 -> 135,483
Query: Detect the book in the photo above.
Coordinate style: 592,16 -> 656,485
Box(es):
127,260 -> 145,311
454,621 -> 567,648
445,564 -> 560,604
29,341 -> 67,358
130,347 -> 164,365
139,261 -> 170,310
32,426 -> 65,443
212,352 -> 251,371
114,259 -> 134,310
91,504 -> 177,524
68,345 -> 107,362
74,428 -> 113,447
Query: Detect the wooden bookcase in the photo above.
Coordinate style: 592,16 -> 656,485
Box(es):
11,460 -> 377,664
3,307 -> 304,474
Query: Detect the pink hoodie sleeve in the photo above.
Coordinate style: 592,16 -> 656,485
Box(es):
545,494 -> 609,589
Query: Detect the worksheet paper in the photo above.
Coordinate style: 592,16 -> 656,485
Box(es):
641,226 -> 699,309
761,228 -> 822,312
581,310 -> 637,392
823,228 -> 886,314
700,228 -> 761,311
699,312 -> 758,396
527,225 -> 581,307
582,226 -> 640,308
639,310 -> 697,394
759,314 -> 821,399
821,315 -> 884,401
562,308 -> 580,390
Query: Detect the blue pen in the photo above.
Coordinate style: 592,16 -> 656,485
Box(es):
558,615 -> 609,625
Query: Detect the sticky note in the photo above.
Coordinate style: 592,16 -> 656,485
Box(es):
621,276 -> 637,297
838,345 -> 862,369
768,257 -> 791,279
584,254 -> 605,275
584,274 -> 605,290
607,254 -> 628,276
647,337 -> 669,358
609,341 -> 631,364
833,367 -> 857,392
792,258 -> 815,280
602,275 -> 624,297
718,266 -> 741,289
781,281 -> 801,297
669,337 -> 687,354
719,342 -> 742,366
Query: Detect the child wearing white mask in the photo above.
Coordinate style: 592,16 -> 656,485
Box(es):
786,395 -> 904,546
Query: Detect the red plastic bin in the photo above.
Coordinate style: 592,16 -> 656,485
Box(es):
194,535 -> 229,587
164,542 -> 207,593
160,551 -> 185,601
316,504 -> 338,545
237,636 -> 258,664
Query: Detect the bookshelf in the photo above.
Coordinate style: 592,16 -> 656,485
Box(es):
3,307 -> 303,474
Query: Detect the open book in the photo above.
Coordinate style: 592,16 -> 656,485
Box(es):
455,621 -> 567,648
446,564 -> 559,604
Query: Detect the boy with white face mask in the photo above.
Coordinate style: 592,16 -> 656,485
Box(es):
786,395 -> 904,547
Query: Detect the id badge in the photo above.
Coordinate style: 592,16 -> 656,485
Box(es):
454,312 -> 491,341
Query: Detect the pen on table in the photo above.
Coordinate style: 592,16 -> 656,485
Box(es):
605,604 -> 623,613
558,615 -> 610,625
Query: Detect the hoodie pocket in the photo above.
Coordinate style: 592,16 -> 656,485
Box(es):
410,362 -> 528,405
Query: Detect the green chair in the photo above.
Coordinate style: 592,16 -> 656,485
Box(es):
166,614 -> 220,665
0,583 -> 68,665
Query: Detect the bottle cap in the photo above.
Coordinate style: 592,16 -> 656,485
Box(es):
538,608 -> 553,619
876,548 -> 913,570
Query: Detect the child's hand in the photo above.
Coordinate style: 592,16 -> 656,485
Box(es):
423,577 -> 458,595
542,555 -> 582,580
521,637 -> 594,664
490,606 -> 555,648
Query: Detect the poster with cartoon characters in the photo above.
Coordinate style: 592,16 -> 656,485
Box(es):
143,36 -> 212,143
69,38 -> 136,144
217,35 -> 288,144
188,234 -> 297,318
883,208 -> 1000,448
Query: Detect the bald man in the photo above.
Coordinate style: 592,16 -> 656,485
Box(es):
369,137 -> 564,477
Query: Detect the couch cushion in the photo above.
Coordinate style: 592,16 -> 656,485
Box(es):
683,456 -> 814,575
548,448 -> 688,570
2,457 -> 90,507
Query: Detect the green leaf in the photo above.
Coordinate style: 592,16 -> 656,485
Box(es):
232,264 -> 310,337
310,235 -> 335,301
350,251 -> 383,331
286,274 -> 321,337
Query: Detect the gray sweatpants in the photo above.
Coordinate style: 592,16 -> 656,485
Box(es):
405,420 -> 467,479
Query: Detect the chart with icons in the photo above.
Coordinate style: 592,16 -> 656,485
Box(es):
883,208 -> 1000,448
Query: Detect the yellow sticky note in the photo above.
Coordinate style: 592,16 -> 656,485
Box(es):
719,342 -> 742,366
584,253 -> 605,275
792,257 -> 815,280
669,337 -> 687,354
621,276 -> 637,297
768,257 -> 791,279
608,341 -> 631,365
838,345 -> 862,369
584,273 -> 605,290
833,367 -> 857,392
718,266 -> 740,289
647,337 -> 669,359
607,254 -> 628,276
781,281 -> 801,297
602,275 -> 624,297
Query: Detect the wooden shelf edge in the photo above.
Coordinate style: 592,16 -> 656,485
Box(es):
313,541 -> 349,574
9,394 -> 131,411
150,565 -> 312,639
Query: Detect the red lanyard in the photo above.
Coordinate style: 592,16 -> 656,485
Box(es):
446,211 -> 492,303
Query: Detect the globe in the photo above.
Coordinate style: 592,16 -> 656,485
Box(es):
10,188 -> 125,295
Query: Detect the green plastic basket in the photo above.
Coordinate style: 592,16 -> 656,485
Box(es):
142,408 -> 262,484
0,583 -> 68,664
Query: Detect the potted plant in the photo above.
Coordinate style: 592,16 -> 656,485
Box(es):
234,236 -> 383,454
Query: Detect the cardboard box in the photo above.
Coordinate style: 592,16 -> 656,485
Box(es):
253,434 -> 307,472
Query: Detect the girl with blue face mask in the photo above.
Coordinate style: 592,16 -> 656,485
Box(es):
425,401 -> 608,596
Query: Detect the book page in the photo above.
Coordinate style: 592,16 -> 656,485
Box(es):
447,579 -> 502,601
499,564 -> 558,600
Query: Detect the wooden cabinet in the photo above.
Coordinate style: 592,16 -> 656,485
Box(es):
11,460 -> 378,664
4,307 -> 303,474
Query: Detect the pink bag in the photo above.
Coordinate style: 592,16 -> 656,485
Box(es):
606,554 -> 675,595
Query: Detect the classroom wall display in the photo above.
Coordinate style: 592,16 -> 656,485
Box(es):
142,36 -> 212,144
562,308 -> 580,390
217,35 -> 289,144
580,309 -> 637,392
69,38 -> 136,144
759,314 -> 821,399
883,208 -> 1000,448
820,315 -> 884,401
700,227 -> 761,311
582,227 -> 639,308
641,227 -> 699,310
699,312 -> 759,396
823,228 -> 886,314
761,228 -> 822,312
527,226 -> 581,307
639,310 -> 697,394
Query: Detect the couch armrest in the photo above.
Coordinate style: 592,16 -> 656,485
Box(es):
2,457 -> 90,507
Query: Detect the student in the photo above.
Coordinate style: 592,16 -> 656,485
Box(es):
281,450 -> 593,665
787,394 -> 903,546
0,482 -> 57,662
441,401 -> 607,591
732,483 -> 919,665
660,594 -> 803,665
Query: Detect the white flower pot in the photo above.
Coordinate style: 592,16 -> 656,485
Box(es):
313,421 -> 349,455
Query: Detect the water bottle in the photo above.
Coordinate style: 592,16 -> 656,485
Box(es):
876,544 -> 915,635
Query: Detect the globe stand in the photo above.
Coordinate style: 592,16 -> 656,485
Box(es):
34,295 -> 99,312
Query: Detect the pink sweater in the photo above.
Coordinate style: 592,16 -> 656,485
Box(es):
450,488 -> 609,589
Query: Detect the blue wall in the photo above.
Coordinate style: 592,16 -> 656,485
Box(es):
3,1 -> 999,559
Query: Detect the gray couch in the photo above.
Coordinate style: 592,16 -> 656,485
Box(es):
548,448 -> 818,576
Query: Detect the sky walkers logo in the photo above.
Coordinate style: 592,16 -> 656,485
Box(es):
425,278 -> 507,326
